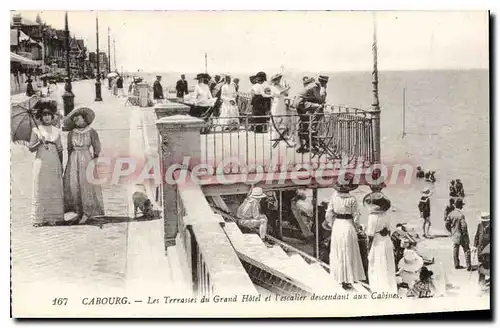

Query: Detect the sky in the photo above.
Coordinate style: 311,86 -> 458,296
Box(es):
14,10 -> 489,74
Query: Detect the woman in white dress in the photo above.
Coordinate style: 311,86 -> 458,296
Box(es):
322,174 -> 366,290
218,75 -> 239,129
268,73 -> 291,143
191,73 -> 214,117
364,192 -> 397,294
29,100 -> 65,227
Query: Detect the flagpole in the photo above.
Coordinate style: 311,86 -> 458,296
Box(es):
371,13 -> 381,164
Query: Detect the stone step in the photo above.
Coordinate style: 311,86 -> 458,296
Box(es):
223,221 -> 245,250
268,246 -> 289,260
308,262 -> 346,293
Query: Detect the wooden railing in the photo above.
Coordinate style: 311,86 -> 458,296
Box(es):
175,177 -> 258,297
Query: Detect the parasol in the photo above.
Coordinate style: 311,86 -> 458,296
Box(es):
107,72 -> 118,78
11,97 -> 61,148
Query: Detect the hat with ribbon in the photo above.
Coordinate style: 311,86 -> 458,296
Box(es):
332,172 -> 358,192
270,73 -> 283,81
62,106 -> 96,131
398,249 -> 424,273
363,191 -> 391,213
481,212 -> 490,221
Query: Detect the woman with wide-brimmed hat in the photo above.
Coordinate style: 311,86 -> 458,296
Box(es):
62,106 -> 104,224
218,75 -> 240,130
29,99 -> 65,227
364,192 -> 397,294
322,173 -> 366,290
236,187 -> 269,239
268,73 -> 293,145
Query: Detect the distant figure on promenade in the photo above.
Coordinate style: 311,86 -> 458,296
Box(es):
116,75 -> 124,97
63,107 -> 105,225
191,73 -> 213,117
29,100 -> 64,227
365,193 -> 397,294
424,171 -> 436,183
176,74 -> 189,100
153,75 -> 164,103
236,187 -> 269,240
294,77 -> 323,153
269,73 -> 292,144
232,78 -> 240,93
474,212 -> 490,286
219,75 -> 239,129
418,188 -> 432,238
444,198 -> 455,233
112,77 -> 118,96
322,174 -> 366,290
448,198 -> 471,271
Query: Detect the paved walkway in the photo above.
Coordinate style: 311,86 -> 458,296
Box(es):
11,81 -> 131,294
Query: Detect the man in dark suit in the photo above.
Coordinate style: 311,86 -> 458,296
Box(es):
294,77 -> 323,153
176,74 -> 189,100
153,75 -> 164,102
449,198 -> 472,270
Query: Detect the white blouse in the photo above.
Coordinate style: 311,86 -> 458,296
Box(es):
193,83 -> 212,105
221,83 -> 237,101
325,191 -> 360,224
366,212 -> 391,237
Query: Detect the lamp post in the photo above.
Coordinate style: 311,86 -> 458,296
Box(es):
107,26 -> 111,89
62,11 -> 74,116
95,13 -> 102,101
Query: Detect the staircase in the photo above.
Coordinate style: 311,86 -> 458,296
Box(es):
216,207 -> 370,296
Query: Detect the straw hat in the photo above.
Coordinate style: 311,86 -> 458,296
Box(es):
62,106 -> 96,131
398,249 -> 424,273
481,212 -> 490,221
249,187 -> 267,199
195,73 -> 205,80
332,173 -> 358,193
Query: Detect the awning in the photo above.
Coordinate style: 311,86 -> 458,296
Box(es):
10,52 -> 42,66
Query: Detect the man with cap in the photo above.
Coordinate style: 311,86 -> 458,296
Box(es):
236,187 -> 269,240
418,188 -> 432,238
449,198 -> 472,270
153,75 -> 164,102
294,77 -> 323,153
474,212 -> 490,285
175,74 -> 189,100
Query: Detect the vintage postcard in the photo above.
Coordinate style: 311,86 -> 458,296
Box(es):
10,10 -> 490,318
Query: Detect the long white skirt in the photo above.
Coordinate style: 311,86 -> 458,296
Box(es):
330,219 -> 366,284
368,234 -> 398,293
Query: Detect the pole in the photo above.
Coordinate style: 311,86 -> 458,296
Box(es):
312,189 -> 319,259
62,11 -> 74,116
113,38 -> 116,71
107,27 -> 111,72
370,13 -> 381,164
95,13 -> 102,101
402,87 -> 406,138
205,53 -> 207,74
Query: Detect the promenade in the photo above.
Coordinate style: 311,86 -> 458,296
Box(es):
11,81 -> 131,298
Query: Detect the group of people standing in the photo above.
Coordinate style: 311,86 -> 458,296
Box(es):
29,100 -> 104,227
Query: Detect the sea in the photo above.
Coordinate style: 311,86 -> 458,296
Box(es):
133,69 -> 490,232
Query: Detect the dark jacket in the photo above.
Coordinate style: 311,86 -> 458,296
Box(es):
295,82 -> 323,114
474,222 -> 490,253
116,77 -> 123,89
418,196 -> 431,218
176,79 -> 189,98
153,80 -> 164,99
449,208 -> 470,245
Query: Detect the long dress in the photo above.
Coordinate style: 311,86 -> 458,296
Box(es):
325,191 -> 366,284
366,212 -> 398,293
218,83 -> 239,126
29,125 -> 65,225
191,83 -> 213,117
269,84 -> 288,140
63,126 -> 105,217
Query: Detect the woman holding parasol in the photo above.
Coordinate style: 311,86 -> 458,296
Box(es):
26,100 -> 65,227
